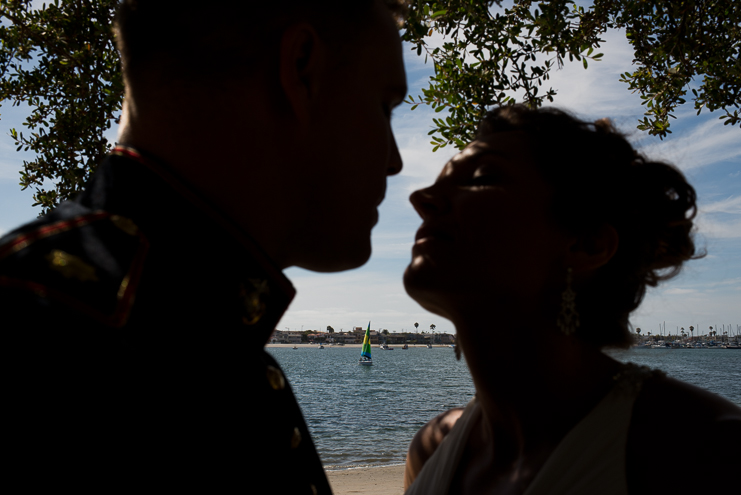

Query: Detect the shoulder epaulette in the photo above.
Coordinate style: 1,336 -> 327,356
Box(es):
0,211 -> 149,327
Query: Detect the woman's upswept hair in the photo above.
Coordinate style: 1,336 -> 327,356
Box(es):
478,105 -> 701,348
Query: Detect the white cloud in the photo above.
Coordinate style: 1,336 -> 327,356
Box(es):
281,267 -> 453,334
693,196 -> 741,239
700,196 -> 741,215
695,218 -> 741,239
633,285 -> 741,332
392,101 -> 459,193
543,29 -> 646,119
640,118 -> 741,172
663,288 -> 698,295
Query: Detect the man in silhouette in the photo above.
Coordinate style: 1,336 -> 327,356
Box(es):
0,1 -> 407,492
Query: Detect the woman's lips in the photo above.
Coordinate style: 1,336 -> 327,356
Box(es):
415,224 -> 453,243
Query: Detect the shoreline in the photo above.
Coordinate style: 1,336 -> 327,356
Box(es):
266,343 -> 450,348
326,462 -> 406,472
326,464 -> 405,495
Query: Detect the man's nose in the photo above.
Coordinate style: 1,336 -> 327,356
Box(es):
387,132 -> 402,176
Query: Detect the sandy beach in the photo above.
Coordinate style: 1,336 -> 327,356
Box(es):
326,465 -> 406,495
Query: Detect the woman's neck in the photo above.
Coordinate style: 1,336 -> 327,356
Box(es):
454,312 -> 622,458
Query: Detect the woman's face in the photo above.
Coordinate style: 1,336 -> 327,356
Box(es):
403,131 -> 574,318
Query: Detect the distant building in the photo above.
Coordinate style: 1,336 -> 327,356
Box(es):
385,334 -> 407,344
269,330 -> 301,344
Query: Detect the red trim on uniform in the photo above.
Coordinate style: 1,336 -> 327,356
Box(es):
110,232 -> 149,327
0,212 -> 150,328
0,212 -> 111,260
111,146 -> 144,162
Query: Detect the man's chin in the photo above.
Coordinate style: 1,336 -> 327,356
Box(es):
294,244 -> 372,273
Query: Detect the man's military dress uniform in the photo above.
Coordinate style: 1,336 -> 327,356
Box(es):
1,147 -> 331,493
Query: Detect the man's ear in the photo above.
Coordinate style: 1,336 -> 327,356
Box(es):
279,23 -> 326,127
566,223 -> 619,275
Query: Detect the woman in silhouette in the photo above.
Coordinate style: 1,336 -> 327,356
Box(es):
403,106 -> 740,495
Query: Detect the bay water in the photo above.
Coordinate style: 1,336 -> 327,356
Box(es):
267,346 -> 740,469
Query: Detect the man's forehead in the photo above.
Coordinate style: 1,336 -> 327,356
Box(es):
351,6 -> 407,96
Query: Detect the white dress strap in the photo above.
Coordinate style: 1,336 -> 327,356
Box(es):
523,362 -> 659,495
405,363 -> 659,495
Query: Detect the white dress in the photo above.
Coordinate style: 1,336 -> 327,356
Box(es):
405,363 -> 660,495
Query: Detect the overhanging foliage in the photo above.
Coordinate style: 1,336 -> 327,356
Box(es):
402,0 -> 740,151
1,0 -> 122,213
0,0 -> 738,211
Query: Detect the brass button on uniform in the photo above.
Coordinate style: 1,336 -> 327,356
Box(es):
240,279 -> 269,325
110,215 -> 140,236
46,250 -> 99,282
266,365 -> 285,391
291,426 -> 302,449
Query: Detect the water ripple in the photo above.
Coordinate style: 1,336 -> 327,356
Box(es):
268,346 -> 740,467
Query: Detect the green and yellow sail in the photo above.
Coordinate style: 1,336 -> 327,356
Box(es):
361,322 -> 372,359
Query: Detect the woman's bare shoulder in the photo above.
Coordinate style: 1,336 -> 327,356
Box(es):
627,375 -> 740,494
634,374 -> 741,423
404,407 -> 465,490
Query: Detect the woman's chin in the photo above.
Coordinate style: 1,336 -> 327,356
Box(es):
403,264 -> 452,316
403,259 -> 433,291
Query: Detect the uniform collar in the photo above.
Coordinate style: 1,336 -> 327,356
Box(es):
106,145 -> 296,344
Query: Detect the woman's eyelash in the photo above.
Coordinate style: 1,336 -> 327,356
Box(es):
469,173 -> 501,184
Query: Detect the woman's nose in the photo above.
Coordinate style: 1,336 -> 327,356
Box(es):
409,186 -> 448,219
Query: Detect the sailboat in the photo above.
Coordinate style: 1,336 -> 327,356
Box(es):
359,322 -> 373,366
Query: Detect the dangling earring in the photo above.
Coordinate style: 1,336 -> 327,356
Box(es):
557,267 -> 580,336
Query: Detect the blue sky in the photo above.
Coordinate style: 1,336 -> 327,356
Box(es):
1,26 -> 739,338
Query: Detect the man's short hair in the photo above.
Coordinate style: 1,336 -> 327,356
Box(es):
115,0 -> 408,86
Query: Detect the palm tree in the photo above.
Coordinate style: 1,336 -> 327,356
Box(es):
430,324 -> 436,332
414,322 -> 419,331
689,326 -> 694,340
